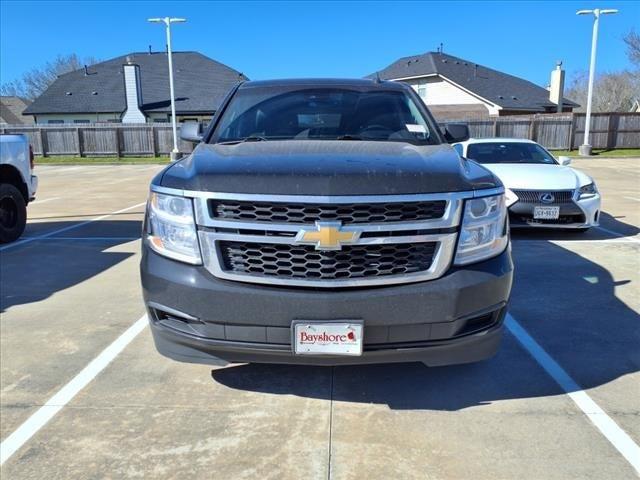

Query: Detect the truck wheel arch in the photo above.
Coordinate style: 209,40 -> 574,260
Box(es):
0,164 -> 29,203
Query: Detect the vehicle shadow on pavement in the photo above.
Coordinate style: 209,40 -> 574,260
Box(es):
0,220 -> 141,312
510,211 -> 639,242
211,235 -> 639,411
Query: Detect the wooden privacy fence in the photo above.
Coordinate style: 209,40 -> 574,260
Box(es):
1,112 -> 639,156
0,123 -> 196,157
436,112 -> 640,150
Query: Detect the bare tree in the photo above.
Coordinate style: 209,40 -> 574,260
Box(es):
1,54 -> 100,100
624,29 -> 640,67
566,70 -> 640,112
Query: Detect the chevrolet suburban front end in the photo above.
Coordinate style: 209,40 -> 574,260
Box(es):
140,79 -> 513,366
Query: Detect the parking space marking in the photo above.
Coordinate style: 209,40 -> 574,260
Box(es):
514,239 -> 640,245
0,202 -> 146,252
506,314 -> 640,475
595,226 -> 640,244
20,236 -> 140,241
623,196 -> 640,202
0,315 -> 148,465
30,197 -> 62,205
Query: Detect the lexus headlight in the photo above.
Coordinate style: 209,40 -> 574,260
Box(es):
578,182 -> 598,199
146,192 -> 202,264
454,193 -> 508,265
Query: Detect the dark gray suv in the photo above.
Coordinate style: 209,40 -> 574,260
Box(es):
140,78 -> 512,366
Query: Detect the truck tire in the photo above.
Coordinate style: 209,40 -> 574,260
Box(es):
0,183 -> 27,243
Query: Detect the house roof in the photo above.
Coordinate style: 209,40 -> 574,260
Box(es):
370,52 -> 579,112
24,52 -> 246,115
0,96 -> 33,124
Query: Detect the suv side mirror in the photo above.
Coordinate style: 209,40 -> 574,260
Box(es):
443,123 -> 470,143
180,122 -> 203,143
558,156 -> 572,166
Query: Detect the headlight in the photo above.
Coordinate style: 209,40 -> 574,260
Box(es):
578,182 -> 598,199
146,192 -> 202,264
454,193 -> 508,265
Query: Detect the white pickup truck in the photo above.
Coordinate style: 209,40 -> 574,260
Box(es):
0,134 -> 38,243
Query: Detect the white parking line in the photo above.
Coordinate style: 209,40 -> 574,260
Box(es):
19,236 -> 139,241
30,197 -> 62,205
595,226 -> 640,244
0,202 -> 146,252
39,166 -> 85,173
0,315 -> 148,465
623,197 -> 640,202
506,314 -> 640,475
514,239 -> 640,245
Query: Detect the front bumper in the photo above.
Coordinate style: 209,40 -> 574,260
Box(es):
141,247 -> 513,366
29,175 -> 38,201
509,194 -> 601,229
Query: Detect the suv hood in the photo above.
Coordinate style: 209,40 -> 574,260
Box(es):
481,163 -> 592,191
160,140 -> 498,195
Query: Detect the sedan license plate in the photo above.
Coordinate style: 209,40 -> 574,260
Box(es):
533,206 -> 560,220
293,321 -> 363,356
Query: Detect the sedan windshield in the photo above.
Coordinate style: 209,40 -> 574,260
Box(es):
211,86 -> 437,145
467,142 -> 557,165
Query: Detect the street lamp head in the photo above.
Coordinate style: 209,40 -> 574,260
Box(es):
576,8 -> 618,16
169,18 -> 187,23
147,18 -> 163,23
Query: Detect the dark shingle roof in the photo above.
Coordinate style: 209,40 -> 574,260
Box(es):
370,52 -> 578,111
1,96 -> 33,124
24,52 -> 245,115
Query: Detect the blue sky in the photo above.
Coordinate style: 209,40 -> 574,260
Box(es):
1,0 -> 637,88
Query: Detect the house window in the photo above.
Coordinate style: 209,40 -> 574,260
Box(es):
416,81 -> 427,100
74,120 -> 90,124
47,120 -> 64,124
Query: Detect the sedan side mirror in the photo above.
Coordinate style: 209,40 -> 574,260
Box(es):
558,156 -> 572,166
180,122 -> 203,143
443,123 -> 470,143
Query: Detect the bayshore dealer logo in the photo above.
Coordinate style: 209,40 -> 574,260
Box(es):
299,326 -> 357,344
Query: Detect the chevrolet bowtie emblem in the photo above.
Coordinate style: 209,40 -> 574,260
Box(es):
295,222 -> 361,250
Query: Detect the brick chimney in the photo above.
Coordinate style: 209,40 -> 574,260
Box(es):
549,61 -> 565,113
122,59 -> 146,123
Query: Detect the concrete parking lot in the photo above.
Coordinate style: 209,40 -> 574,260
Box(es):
1,158 -> 638,479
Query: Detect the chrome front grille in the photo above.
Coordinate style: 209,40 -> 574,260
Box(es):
220,241 -> 438,280
145,188 -> 503,288
512,189 -> 575,204
210,199 -> 447,224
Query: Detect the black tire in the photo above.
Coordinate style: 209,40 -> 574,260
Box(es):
571,227 -> 590,233
0,183 -> 27,244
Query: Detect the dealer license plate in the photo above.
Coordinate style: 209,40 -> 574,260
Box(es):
533,206 -> 560,220
293,322 -> 363,356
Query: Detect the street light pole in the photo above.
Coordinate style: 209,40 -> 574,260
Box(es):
576,8 -> 618,156
148,17 -> 186,161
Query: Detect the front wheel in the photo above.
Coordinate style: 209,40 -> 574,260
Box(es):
0,183 -> 27,243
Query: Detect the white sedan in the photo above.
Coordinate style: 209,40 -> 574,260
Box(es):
453,138 -> 601,231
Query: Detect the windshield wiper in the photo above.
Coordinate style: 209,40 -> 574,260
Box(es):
218,135 -> 268,145
336,134 -> 362,141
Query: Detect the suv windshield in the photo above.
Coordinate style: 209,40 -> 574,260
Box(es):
211,86 -> 438,145
467,142 -> 558,165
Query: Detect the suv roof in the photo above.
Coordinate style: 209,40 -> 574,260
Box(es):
239,78 -> 408,91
